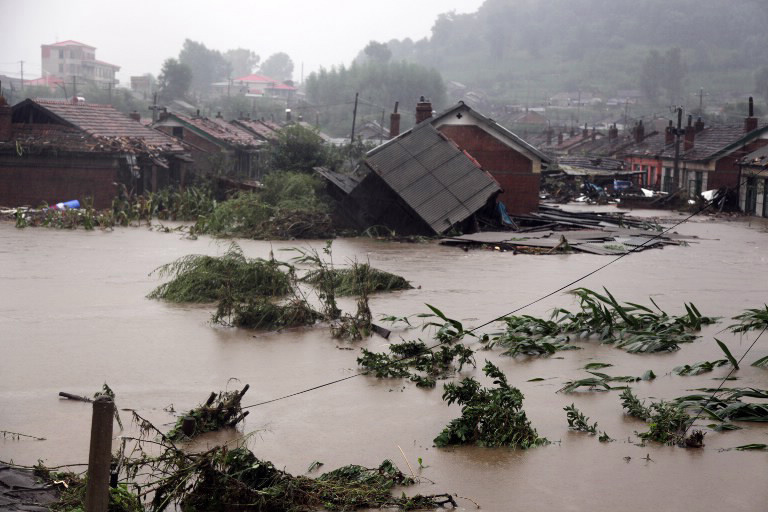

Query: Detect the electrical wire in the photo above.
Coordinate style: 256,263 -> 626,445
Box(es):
240,168 -> 768,410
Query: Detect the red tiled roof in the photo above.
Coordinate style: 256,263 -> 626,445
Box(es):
44,40 -> 95,48
168,112 -> 264,147
233,73 -> 280,83
233,74 -> 297,91
31,99 -> 183,152
232,119 -> 280,141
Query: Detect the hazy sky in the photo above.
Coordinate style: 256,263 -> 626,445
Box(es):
0,0 -> 484,85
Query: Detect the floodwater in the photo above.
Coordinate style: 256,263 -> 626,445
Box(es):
1,208 -> 767,511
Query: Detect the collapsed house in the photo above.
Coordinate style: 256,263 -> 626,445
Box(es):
0,96 -> 188,208
317,99 -> 549,235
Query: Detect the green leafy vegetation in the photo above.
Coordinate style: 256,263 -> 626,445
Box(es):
434,361 -> 547,448
147,242 -> 292,303
729,305 -> 768,333
620,389 -> 693,445
564,404 -> 597,434
358,305 -> 477,385
303,264 -> 412,296
559,370 -> 654,393
673,360 -> 729,376
674,388 -> 768,423
486,315 -> 580,356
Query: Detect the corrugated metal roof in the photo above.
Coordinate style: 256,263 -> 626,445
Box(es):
364,123 -> 500,234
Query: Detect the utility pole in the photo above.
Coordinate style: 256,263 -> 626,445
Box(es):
623,99 -> 629,134
72,76 -> 77,100
672,106 -> 683,193
698,87 -> 704,116
19,61 -> 24,91
350,92 -> 359,145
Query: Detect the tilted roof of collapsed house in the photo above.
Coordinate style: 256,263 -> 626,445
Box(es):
622,122 -> 768,162
9,98 -> 186,157
363,121 -> 501,234
153,111 -> 264,148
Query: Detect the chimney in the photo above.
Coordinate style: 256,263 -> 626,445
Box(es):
195,109 -> 200,118
159,107 -> 169,122
557,131 -> 564,145
694,117 -> 705,133
129,110 -> 141,122
0,91 -> 11,142
389,101 -> 401,139
665,120 -> 674,145
745,96 -> 758,133
608,123 -> 617,142
415,96 -> 433,124
546,127 -> 553,145
285,108 -> 291,122
684,115 -> 695,151
633,120 -> 644,143
582,123 -> 588,138
216,111 -> 223,119
591,126 -> 596,141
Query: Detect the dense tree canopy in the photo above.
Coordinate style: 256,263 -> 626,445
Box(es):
374,0 -> 768,102
158,58 -> 192,101
225,49 -> 260,79
260,52 -> 294,81
179,39 -> 232,95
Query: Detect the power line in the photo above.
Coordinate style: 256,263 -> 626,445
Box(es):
240,168 -> 767,410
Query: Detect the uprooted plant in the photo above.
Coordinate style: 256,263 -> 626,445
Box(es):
167,385 -> 250,441
485,287 -> 716,355
558,370 -> 655,393
674,387 -> 768,423
118,413 -> 456,511
620,389 -> 694,445
358,305 -> 477,387
433,360 -> 547,448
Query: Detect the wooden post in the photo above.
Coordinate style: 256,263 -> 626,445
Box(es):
85,396 -> 114,512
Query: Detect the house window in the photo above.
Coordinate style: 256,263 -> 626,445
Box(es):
59,63 -> 64,73
59,50 -> 64,59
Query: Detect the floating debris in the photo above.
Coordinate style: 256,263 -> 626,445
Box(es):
167,385 -> 250,441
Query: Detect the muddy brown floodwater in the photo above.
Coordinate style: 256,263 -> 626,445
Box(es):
1,207 -> 768,511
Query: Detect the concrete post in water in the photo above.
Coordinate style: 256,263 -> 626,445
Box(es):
85,396 -> 114,512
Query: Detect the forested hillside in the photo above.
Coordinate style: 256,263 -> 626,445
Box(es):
372,0 -> 768,105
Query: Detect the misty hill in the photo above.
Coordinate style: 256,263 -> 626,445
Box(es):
373,0 -> 768,105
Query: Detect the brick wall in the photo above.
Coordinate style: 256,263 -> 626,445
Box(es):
0,154 -> 120,208
711,139 -> 768,190
438,124 -> 538,214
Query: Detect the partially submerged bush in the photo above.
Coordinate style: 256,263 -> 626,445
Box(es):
620,389 -> 693,445
195,173 -> 334,239
223,298 -> 321,330
147,242 -> 292,303
303,264 -> 412,296
434,361 -> 547,448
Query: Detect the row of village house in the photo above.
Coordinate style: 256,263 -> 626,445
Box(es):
1,90 -> 767,235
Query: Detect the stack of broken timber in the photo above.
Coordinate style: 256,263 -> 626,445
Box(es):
440,205 -> 697,255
